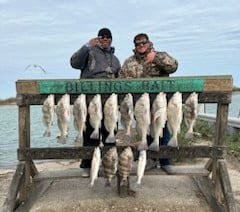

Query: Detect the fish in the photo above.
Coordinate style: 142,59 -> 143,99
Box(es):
89,146 -> 101,187
88,94 -> 103,139
73,94 -> 87,146
102,147 -> 118,186
103,93 -> 119,143
119,93 -> 134,142
149,92 -> 167,151
167,92 -> 183,147
136,150 -> 147,185
42,94 -> 55,137
56,94 -> 71,143
118,147 -> 133,186
184,92 -> 200,139
134,93 -> 151,150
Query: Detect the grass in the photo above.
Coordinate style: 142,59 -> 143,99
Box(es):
178,119 -> 240,161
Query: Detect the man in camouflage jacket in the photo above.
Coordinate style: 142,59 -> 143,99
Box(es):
119,33 -> 178,78
119,33 -> 178,173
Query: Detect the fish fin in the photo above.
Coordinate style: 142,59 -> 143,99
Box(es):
148,142 -> 160,152
167,122 -> 172,134
43,130 -> 51,137
105,135 -> 116,143
90,129 -> 100,139
138,142 -> 148,151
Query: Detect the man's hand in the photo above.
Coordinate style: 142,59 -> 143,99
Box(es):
144,50 -> 155,64
88,37 -> 100,47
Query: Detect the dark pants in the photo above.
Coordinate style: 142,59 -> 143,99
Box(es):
147,122 -> 171,166
80,115 -> 115,168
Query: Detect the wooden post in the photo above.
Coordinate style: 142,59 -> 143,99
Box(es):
212,104 -> 229,202
18,105 -> 31,202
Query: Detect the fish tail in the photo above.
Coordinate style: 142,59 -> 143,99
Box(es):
90,128 -> 100,140
89,180 -> 95,188
120,177 -> 128,187
136,176 -> 142,185
57,135 -> 67,144
105,179 -> 111,187
167,136 -> 178,147
75,134 -> 84,146
43,130 -> 51,137
148,140 -> 160,152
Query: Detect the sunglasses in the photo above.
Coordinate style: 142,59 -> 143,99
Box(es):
99,35 -> 112,39
135,40 -> 149,47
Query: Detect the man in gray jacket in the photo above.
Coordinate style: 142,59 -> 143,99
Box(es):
70,28 -> 121,177
70,28 -> 121,78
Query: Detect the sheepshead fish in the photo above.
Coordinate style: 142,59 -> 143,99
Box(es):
56,94 -> 71,143
73,94 -> 87,146
149,92 -> 167,151
102,147 -> 118,186
120,93 -> 134,142
134,93 -> 151,150
118,147 -> 133,186
184,92 -> 200,139
42,94 -> 55,137
136,150 -> 147,185
104,93 -> 118,143
89,146 -> 101,187
167,92 -> 183,147
88,94 -> 103,139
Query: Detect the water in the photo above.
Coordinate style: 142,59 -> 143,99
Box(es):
204,93 -> 240,117
0,94 -> 239,170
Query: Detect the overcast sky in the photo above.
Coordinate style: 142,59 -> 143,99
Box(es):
0,0 -> 240,99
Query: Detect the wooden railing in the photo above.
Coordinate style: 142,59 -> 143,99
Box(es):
3,75 -> 237,212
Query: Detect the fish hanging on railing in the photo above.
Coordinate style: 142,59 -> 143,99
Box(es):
56,94 -> 71,144
42,94 -> 55,137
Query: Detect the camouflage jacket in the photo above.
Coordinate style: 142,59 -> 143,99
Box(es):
119,51 -> 178,78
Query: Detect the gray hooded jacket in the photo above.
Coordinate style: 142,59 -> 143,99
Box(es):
70,45 -> 121,79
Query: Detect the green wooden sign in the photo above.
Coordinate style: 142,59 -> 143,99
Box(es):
38,78 -> 204,94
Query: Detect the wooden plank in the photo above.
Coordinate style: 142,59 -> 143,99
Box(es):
193,176 -> 226,212
204,77 -> 232,92
16,76 -> 233,94
18,146 -> 224,161
16,76 -> 232,95
2,162 -> 25,212
146,165 -> 210,176
16,91 -> 232,106
16,80 -> 38,94
218,160 -> 237,212
212,104 -> 229,199
33,165 -> 209,182
37,78 -> 205,94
